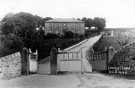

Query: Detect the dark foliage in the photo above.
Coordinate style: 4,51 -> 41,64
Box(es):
2,22 -> 14,34
84,30 -> 99,38
45,33 -> 59,39
93,35 -> 122,52
93,17 -> 106,32
38,38 -> 84,61
3,33 -> 24,50
81,17 -> 106,32
1,12 -> 46,50
63,30 -> 74,38
82,17 -> 93,29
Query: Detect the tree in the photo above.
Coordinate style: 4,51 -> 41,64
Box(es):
41,17 -> 52,26
77,18 -> 81,20
82,17 -> 87,27
81,17 -> 93,29
2,12 -> 37,34
93,17 -> 106,32
38,26 -> 45,37
85,18 -> 93,29
2,22 -> 14,34
82,17 -> 87,22
3,33 -> 23,50
2,12 -> 45,49
117,32 -> 133,47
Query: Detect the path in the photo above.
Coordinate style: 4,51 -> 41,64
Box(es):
37,56 -> 50,74
1,73 -> 135,88
64,35 -> 101,52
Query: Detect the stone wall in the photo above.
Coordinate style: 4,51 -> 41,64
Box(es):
0,52 -> 21,78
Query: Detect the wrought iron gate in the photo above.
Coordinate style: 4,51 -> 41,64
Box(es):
89,51 -> 108,71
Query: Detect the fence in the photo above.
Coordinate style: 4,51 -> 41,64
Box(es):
57,51 -> 83,73
90,51 -> 108,71
91,51 -> 107,60
50,46 -> 117,74
88,46 -> 115,72
50,47 -> 83,74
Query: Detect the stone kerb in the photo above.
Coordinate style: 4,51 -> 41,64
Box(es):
0,52 -> 21,78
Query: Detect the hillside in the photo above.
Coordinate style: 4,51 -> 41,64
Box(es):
93,35 -> 122,51
110,42 -> 135,74
93,28 -> 135,52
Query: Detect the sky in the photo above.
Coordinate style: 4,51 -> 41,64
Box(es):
0,0 -> 135,28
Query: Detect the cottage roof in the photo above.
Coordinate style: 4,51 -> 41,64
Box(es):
46,18 -> 84,23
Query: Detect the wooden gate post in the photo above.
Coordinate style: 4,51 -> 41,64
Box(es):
21,47 -> 29,75
50,47 -> 57,74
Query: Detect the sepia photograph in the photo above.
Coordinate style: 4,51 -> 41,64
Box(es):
0,0 -> 135,88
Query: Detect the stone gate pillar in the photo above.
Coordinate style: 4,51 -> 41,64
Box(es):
106,46 -> 115,72
50,47 -> 57,74
21,47 -> 29,75
108,46 -> 115,63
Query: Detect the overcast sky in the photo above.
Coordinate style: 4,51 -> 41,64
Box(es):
0,0 -> 135,28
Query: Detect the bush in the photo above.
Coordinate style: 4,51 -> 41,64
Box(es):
0,47 -> 18,57
63,30 -> 74,38
45,33 -> 59,39
63,30 -> 82,38
45,31 -> 83,39
79,34 -> 84,40
84,29 -> 99,38
3,33 -> 24,50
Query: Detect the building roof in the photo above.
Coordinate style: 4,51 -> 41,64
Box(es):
46,18 -> 84,23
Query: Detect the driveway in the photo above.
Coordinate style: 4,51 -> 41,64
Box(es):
1,73 -> 135,88
64,35 -> 102,52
